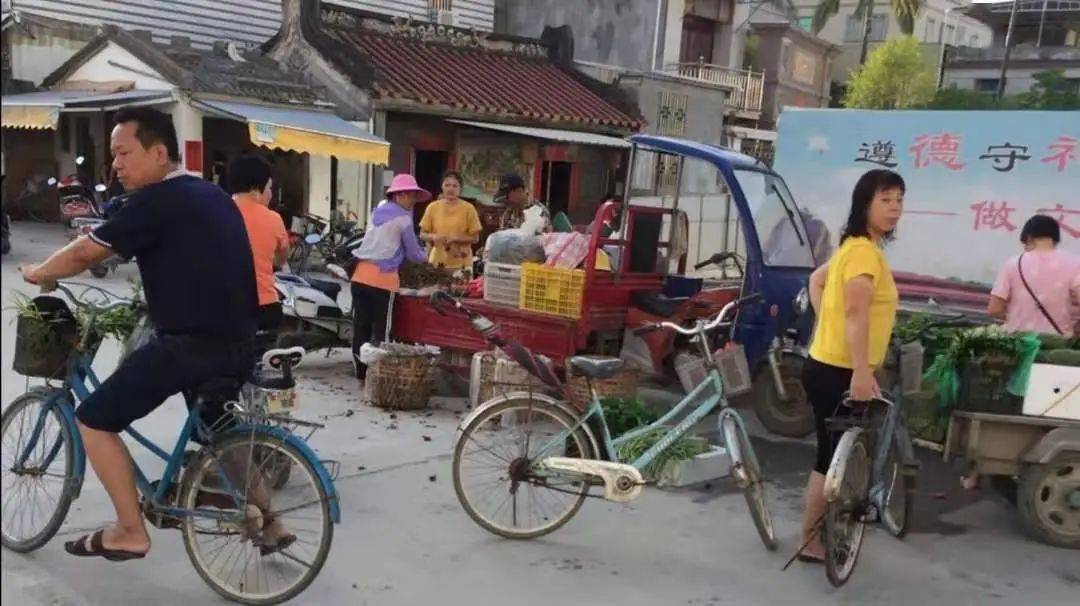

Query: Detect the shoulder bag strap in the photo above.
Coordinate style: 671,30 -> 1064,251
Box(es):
1017,253 -> 1064,335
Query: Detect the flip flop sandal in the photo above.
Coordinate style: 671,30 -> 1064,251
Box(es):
64,530 -> 147,562
796,553 -> 825,564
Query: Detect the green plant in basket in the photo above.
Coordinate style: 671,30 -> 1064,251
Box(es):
924,325 -> 1026,413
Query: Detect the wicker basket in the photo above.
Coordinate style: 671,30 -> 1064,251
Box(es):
366,351 -> 437,410
471,351 -> 550,407
13,296 -> 83,380
567,360 -> 639,410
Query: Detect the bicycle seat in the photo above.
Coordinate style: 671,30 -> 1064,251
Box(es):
631,292 -> 683,318
251,370 -> 295,390
305,278 -> 341,301
568,356 -> 625,380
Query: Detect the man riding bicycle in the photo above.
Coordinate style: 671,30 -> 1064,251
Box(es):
18,107 -> 277,561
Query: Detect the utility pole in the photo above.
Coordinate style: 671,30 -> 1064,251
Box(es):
859,1 -> 876,65
996,0 -> 1020,100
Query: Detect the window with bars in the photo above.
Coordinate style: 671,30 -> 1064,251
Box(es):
845,14 -> 887,42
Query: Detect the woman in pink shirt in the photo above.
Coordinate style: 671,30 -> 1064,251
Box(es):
989,215 -> 1080,338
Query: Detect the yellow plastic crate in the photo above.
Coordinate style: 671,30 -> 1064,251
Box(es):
519,262 -> 585,319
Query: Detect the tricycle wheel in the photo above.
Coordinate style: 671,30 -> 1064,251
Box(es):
1017,454 -> 1080,549
750,355 -> 814,438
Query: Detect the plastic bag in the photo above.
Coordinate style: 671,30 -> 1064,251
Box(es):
1007,333 -> 1042,397
485,229 -> 546,265
540,232 -> 590,269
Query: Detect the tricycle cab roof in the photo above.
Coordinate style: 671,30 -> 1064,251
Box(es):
628,134 -> 768,173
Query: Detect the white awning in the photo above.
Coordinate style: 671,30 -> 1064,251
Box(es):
193,98 -> 389,165
448,119 -> 631,149
1,89 -> 173,129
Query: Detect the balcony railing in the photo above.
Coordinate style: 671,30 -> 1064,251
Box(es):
662,60 -> 765,113
948,45 -> 1080,63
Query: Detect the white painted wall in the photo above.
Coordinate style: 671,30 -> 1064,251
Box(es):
7,30 -> 89,85
662,0 -> 686,67
308,155 -> 333,221
64,41 -> 173,90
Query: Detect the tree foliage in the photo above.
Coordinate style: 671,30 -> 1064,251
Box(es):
843,37 -> 936,109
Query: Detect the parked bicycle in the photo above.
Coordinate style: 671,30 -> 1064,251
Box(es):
1,282 -> 339,605
819,316 -> 973,586
434,291 -> 777,550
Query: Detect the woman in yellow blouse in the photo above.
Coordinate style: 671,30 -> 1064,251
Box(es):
419,171 -> 482,271
798,169 -> 904,562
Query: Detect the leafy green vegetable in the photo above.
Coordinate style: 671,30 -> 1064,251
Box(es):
615,427 -> 711,479
600,396 -> 660,437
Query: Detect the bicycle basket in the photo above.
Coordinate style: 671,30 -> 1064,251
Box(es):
13,295 -> 80,380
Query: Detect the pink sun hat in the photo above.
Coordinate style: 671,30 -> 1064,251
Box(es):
385,173 -> 432,202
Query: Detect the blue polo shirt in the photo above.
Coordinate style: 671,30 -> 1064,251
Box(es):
91,173 -> 258,338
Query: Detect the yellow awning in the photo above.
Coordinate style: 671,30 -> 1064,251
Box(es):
1,105 -> 60,129
195,98 -> 389,166
246,122 -> 389,165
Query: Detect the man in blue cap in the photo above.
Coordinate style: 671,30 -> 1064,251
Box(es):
496,173 -> 550,233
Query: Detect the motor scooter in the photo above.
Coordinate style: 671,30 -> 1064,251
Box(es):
265,232 -> 355,354
51,156 -> 101,233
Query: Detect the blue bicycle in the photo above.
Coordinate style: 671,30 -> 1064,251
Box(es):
1,283 -> 339,605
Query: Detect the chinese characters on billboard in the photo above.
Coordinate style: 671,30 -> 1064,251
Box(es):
774,110 -> 1078,283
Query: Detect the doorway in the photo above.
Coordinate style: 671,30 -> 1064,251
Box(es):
540,161 -> 572,218
413,149 -> 449,219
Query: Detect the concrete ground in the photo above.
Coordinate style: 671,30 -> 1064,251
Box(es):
1,222 -> 1076,605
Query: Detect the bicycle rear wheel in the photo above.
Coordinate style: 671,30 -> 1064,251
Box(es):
180,433 -> 333,605
1,389 -> 78,553
722,413 -> 777,551
881,438 -> 914,538
824,431 -> 870,587
453,397 -> 594,540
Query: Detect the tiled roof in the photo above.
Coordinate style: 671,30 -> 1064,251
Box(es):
44,25 -> 329,107
314,24 -> 643,131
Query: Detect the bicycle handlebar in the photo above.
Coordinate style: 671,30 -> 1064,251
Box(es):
633,292 -> 763,337
51,282 -> 135,313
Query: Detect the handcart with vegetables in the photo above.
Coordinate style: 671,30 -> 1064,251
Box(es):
893,317 -> 1079,549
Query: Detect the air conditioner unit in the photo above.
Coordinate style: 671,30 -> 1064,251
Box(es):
435,9 -> 456,26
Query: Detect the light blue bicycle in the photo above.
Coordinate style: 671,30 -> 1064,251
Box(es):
445,292 -> 777,549
1,283 -> 339,605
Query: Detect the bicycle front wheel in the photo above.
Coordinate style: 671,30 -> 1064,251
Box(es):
180,432 -> 333,606
1,389 -> 78,553
722,413 -> 777,551
881,438 -> 914,538
453,397 -> 594,540
824,431 -> 870,587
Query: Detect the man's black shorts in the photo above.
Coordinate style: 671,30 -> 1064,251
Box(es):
76,333 -> 253,433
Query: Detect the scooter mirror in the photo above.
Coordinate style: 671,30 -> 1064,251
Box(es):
94,184 -> 107,193
47,177 -> 58,186
75,156 -> 86,166
304,233 -> 323,245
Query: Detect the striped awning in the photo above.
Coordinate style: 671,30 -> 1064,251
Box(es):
1,89 -> 173,129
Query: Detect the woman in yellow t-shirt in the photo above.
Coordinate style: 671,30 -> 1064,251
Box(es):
797,169 -> 904,563
419,171 -> 482,271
